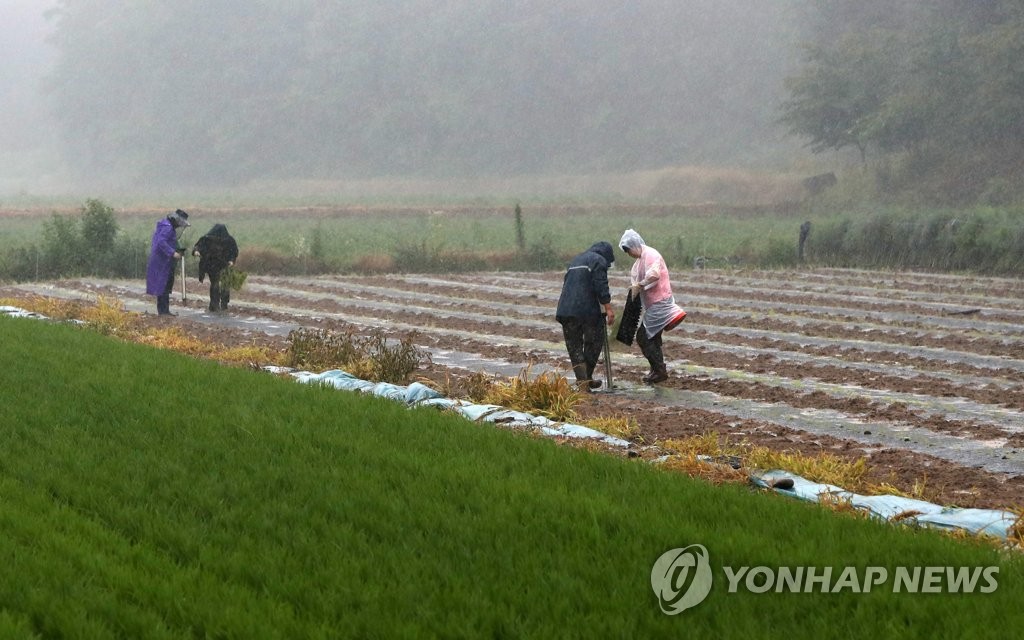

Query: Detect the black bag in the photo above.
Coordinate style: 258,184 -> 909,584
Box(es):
615,289 -> 642,346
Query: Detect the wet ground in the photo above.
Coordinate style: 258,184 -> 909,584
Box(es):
5,266 -> 1024,509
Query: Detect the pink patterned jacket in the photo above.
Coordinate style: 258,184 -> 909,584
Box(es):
630,245 -> 673,308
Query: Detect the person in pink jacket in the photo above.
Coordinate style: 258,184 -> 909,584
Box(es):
619,229 -> 687,383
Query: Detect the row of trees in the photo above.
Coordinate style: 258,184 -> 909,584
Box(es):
780,0 -> 1024,203
40,1 -> 1024,203
3,199 -> 145,280
45,0 -> 799,186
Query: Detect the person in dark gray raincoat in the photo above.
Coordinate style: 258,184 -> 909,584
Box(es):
191,223 -> 239,312
555,241 -> 616,390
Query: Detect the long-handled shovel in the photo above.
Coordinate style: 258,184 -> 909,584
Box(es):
602,314 -> 614,391
180,254 -> 187,303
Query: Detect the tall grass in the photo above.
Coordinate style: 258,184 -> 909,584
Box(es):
286,327 -> 429,382
0,203 -> 807,279
6,200 -> 1023,278
1,316 -> 1022,637
809,206 -> 1024,273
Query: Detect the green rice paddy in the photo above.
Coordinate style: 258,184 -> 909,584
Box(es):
0,316 -> 1021,637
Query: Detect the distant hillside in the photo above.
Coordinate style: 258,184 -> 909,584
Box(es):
45,0 -> 802,187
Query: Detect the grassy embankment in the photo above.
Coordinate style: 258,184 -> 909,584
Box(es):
1,315 -> 1022,637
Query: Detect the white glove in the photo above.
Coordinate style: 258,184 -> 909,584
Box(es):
630,283 -> 642,297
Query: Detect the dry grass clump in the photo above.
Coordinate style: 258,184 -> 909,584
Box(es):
1008,508 -> 1024,550
2,295 -> 84,320
462,371 -> 499,402
216,344 -> 287,368
286,327 -> 429,383
138,327 -> 212,356
137,327 -> 285,368
482,366 -> 581,421
659,433 -> 870,492
417,370 -> 499,402
583,415 -> 643,443
3,294 -> 141,336
867,476 -> 943,504
816,491 -> 872,519
3,295 -> 285,368
659,454 -> 748,485
287,327 -> 361,370
744,447 -> 868,492
79,295 -> 142,336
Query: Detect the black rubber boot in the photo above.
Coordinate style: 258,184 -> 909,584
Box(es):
157,294 -> 172,315
643,366 -> 668,384
637,323 -> 666,382
572,364 -> 593,392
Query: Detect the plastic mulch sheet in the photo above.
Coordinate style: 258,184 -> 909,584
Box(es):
283,368 -> 632,448
751,469 -> 1018,540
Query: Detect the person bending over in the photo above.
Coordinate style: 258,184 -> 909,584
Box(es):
555,241 -> 616,390
191,223 -> 240,312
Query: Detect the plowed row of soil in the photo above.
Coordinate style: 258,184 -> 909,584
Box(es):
5,266 -> 1024,510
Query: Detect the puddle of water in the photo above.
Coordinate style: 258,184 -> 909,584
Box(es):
431,350 -> 559,378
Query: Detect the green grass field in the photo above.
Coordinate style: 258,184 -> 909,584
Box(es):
7,198 -> 1023,279
1,203 -> 816,274
1,316 -> 1021,637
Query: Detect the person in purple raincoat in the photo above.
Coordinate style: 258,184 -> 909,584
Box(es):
146,209 -> 190,315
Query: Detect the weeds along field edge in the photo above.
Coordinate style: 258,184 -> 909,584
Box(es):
5,202 -> 1024,279
1,316 -> 1022,636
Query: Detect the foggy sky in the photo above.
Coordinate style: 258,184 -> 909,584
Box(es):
0,0 -> 59,191
0,0 -> 56,144
1,1 -> 804,197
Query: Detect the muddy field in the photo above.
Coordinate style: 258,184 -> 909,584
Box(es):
5,266 -> 1024,509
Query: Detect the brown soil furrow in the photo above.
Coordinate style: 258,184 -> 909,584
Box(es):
6,270 -> 1024,510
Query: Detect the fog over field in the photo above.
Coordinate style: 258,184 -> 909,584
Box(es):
0,0 -> 62,191
1,1 -> 812,197
3,1 -> 1022,205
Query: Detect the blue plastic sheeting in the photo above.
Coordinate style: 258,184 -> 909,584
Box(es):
1,306 -> 48,319
280,367 -> 632,448
751,470 -> 1018,540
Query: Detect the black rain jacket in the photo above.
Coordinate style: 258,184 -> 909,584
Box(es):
555,241 -> 614,321
192,224 -> 239,282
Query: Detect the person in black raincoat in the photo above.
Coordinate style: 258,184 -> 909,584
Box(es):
555,241 -> 616,390
191,223 -> 239,312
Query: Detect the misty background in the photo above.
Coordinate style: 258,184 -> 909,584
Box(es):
2,1 -> 1022,204
1,0 -> 809,198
